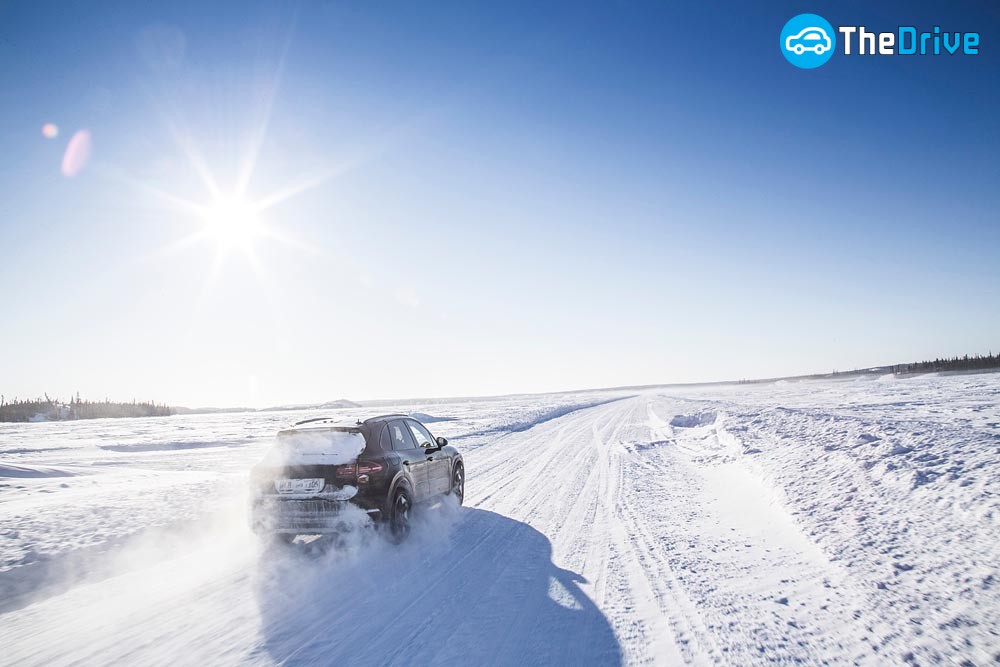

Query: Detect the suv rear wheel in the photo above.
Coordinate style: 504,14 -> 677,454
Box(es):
389,487 -> 412,543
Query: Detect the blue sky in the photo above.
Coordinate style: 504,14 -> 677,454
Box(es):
1,0 -> 997,406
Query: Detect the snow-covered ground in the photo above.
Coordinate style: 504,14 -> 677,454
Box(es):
1,374 -> 998,665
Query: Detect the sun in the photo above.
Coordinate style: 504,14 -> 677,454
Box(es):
201,196 -> 264,248
116,61 -> 337,287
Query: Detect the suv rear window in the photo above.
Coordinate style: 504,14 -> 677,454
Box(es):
388,420 -> 416,451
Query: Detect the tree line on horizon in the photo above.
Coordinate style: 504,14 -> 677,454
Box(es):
889,352 -> 999,375
731,351 -> 999,384
2,351 -> 997,421
0,393 -> 174,423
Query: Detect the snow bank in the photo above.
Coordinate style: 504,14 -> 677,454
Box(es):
0,463 -> 87,478
669,411 -> 717,428
684,374 -> 1000,664
461,397 -> 628,437
407,412 -> 454,424
99,440 -> 246,453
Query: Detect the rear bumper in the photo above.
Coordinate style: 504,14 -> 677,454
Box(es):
251,498 -> 381,534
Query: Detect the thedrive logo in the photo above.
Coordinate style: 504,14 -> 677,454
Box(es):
780,13 -> 982,69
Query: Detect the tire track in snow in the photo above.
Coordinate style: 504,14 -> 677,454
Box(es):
604,400 -> 722,665
472,398 -> 716,664
591,401 -> 702,665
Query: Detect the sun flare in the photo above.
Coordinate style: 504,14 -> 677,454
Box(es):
117,66 -> 334,291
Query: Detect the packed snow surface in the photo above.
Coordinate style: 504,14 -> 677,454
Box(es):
1,375 -> 998,665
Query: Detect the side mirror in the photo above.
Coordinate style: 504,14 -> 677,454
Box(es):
436,436 -> 448,447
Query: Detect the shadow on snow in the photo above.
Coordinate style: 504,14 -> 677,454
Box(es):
251,507 -> 622,666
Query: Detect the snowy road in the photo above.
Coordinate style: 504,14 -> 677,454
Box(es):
1,375 -> 998,665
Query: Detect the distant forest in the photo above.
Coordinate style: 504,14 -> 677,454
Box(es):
889,352 -> 1000,375
0,393 -> 173,423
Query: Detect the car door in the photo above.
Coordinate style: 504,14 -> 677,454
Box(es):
407,420 -> 450,496
387,419 -> 430,500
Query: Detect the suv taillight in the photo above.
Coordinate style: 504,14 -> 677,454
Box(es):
333,464 -> 356,481
332,462 -> 383,484
356,461 -> 384,475
355,461 -> 383,484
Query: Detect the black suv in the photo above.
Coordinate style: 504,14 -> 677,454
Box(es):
250,414 -> 464,541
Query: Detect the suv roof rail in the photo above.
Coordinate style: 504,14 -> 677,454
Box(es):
292,416 -> 342,426
292,413 -> 411,428
363,413 -> 409,423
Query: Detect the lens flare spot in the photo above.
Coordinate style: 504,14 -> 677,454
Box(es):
42,123 -> 59,139
61,130 -> 92,178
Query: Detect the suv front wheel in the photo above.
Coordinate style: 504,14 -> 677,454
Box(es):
449,462 -> 465,505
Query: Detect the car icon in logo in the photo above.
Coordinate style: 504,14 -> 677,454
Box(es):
785,27 -> 832,55
780,15 -> 836,68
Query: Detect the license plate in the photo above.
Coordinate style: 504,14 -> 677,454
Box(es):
274,478 -> 324,494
